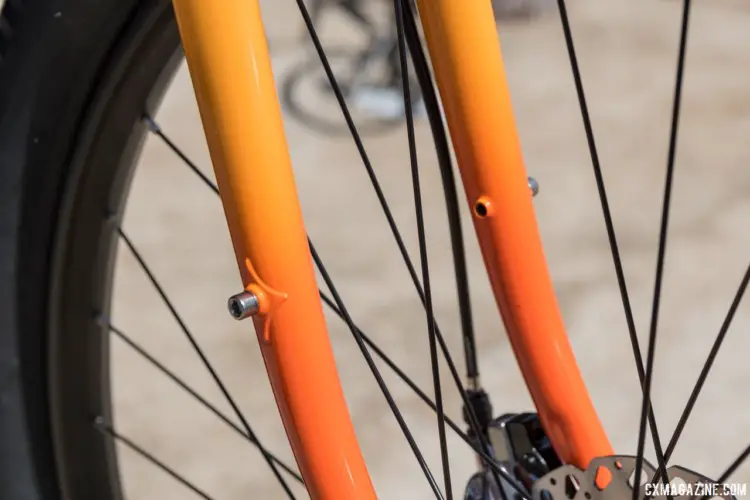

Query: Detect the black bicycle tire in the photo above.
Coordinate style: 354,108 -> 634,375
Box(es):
0,0 -> 181,498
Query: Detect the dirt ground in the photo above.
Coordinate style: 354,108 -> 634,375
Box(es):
103,0 -> 750,498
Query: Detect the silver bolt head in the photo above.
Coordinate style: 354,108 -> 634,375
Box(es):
227,291 -> 259,320
528,176 -> 539,197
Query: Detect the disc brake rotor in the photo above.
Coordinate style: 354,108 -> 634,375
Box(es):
532,455 -> 736,500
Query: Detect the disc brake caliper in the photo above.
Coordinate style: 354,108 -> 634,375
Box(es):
465,412 -> 562,500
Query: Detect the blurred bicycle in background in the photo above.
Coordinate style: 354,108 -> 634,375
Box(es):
281,0 -> 548,137
281,0 -> 425,137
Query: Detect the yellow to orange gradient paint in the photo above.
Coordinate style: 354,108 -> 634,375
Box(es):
171,0 -> 613,497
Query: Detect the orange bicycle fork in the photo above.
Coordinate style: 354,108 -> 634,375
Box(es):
171,0 -> 612,498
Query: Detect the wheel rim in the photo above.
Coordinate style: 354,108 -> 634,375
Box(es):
49,3 -> 183,497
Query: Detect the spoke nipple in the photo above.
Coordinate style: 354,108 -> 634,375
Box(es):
227,291 -> 259,320
528,176 -> 539,197
142,114 -> 160,133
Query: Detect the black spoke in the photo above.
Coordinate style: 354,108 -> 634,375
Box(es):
663,262 -> 750,462
718,443 -> 750,484
309,241 -> 444,499
401,2 -> 480,392
102,318 -> 303,483
554,0 -> 669,484
144,115 -> 219,196
94,418 -> 215,500
696,443 -> 750,500
319,292 -> 531,500
633,0 -> 692,495
118,228 -> 297,499
394,0 -> 452,497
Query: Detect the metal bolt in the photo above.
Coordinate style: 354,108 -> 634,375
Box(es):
528,176 -> 539,197
227,291 -> 259,320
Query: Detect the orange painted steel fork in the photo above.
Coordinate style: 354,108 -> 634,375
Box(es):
172,0 -> 612,497
171,1 -> 374,498
414,0 -> 613,469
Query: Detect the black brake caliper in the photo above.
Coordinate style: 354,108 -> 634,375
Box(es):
464,410 -> 562,500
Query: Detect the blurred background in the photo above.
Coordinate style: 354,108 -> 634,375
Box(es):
108,0 -> 750,497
